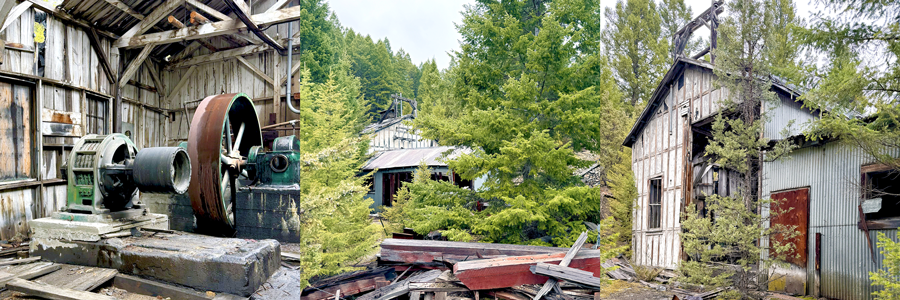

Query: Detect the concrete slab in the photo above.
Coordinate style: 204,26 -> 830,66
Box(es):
30,213 -> 168,242
31,232 -> 280,297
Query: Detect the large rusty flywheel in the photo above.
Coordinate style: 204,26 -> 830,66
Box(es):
187,93 -> 262,235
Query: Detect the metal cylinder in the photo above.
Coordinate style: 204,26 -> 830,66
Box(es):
133,147 -> 191,194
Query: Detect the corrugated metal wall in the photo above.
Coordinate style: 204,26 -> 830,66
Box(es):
369,121 -> 438,153
763,91 -> 817,141
762,142 -> 900,299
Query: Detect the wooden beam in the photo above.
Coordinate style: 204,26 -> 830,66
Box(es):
87,28 -> 117,84
189,11 -> 210,25
116,5 -> 305,49
6,278 -> 116,300
23,0 -> 119,39
185,0 -> 231,21
119,45 -> 156,88
168,43 -> 270,69
171,41 -> 202,62
167,15 -> 185,28
280,58 -> 303,86
164,65 -> 197,108
236,56 -> 273,84
265,0 -> 291,13
530,263 -> 602,288
1,2 -> 31,33
224,0 -> 285,53
112,274 -> 229,300
144,60 -> 164,97
533,232 -> 588,300
104,0 -> 145,20
128,79 -> 157,93
118,0 -> 184,43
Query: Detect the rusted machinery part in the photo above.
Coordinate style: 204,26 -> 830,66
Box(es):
133,147 -> 191,194
187,93 -> 262,235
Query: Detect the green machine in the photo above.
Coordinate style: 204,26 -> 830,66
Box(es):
245,136 -> 302,186
61,134 -> 191,216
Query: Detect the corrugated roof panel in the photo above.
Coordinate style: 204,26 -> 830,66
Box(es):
362,146 -> 471,171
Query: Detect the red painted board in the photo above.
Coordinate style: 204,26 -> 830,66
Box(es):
453,251 -> 605,290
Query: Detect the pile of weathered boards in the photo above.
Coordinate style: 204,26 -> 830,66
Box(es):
298,231 -> 716,300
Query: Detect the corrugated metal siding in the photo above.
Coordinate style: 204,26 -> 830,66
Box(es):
763,91 -> 817,140
762,142 -> 900,299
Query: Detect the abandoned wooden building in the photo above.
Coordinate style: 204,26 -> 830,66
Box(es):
0,0 -> 313,242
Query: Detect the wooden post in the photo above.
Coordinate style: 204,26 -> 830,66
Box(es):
273,51 -> 281,124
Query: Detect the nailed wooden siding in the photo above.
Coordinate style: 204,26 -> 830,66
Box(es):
0,3 -> 162,240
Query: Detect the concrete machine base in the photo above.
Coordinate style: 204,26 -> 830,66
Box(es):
29,211 -> 281,297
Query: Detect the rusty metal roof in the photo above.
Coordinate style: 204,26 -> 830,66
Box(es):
362,146 -> 471,171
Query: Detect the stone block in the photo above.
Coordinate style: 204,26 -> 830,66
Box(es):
31,232 -> 280,296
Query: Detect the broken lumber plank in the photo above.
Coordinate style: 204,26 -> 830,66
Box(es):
6,278 -> 116,300
112,273 -> 229,300
487,291 -> 530,300
0,262 -> 62,287
381,239 -> 569,264
533,232 -> 589,300
408,282 -> 469,292
453,250 -> 605,290
358,270 -> 443,300
282,251 -> 303,262
35,265 -> 118,292
531,263 -> 602,288
0,256 -> 40,266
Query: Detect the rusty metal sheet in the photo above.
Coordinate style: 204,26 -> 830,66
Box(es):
771,188 -> 809,266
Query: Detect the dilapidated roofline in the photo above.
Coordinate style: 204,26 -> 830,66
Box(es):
622,56 -> 804,147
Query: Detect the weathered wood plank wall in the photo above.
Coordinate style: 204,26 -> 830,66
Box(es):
0,2 -> 164,240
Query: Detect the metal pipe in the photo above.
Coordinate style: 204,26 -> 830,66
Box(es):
285,22 -> 301,114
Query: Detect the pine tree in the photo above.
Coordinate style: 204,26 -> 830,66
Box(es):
292,68 -> 379,288
294,0 -> 341,82
799,0 -> 900,169
604,0 -> 669,112
678,0 -> 802,297
408,0 -> 629,246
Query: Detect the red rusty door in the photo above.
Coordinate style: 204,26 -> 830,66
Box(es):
770,188 -> 809,295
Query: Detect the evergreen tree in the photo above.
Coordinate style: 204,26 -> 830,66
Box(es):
799,0 -> 900,169
678,0 -> 802,297
292,68 -> 379,288
604,0 -> 669,112
408,0 -> 628,246
294,0 -> 341,82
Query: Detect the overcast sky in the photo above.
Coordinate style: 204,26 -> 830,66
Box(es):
327,0 -> 816,71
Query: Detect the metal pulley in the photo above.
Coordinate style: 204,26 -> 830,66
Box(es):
187,93 -> 263,235
62,134 -> 191,214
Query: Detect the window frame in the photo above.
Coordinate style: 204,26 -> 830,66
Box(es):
648,177 -> 663,230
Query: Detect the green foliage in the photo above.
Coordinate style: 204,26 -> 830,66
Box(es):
293,0 -> 342,82
679,194 -> 797,299
604,0 -> 669,110
344,31 -> 421,119
871,232 -> 900,299
292,66 -> 378,288
607,146 -> 637,251
680,0 -> 802,297
406,0 -> 629,246
797,0 -> 900,169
